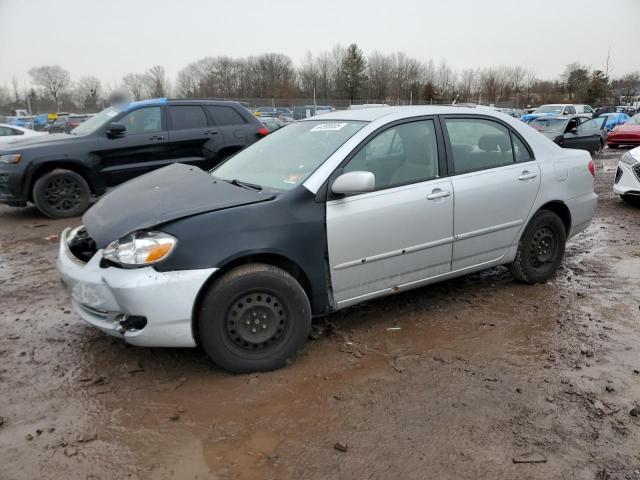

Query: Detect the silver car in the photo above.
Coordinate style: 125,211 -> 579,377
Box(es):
57,106 -> 598,372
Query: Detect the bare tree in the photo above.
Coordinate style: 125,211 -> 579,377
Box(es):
298,51 -> 320,98
28,65 -> 71,106
122,73 -> 146,100
11,76 -> 20,103
144,65 -> 169,98
77,76 -> 101,110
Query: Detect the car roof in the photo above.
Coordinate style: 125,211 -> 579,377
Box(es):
299,105 -> 495,122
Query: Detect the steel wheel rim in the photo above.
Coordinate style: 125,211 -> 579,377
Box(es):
225,292 -> 287,351
529,226 -> 557,269
43,177 -> 82,212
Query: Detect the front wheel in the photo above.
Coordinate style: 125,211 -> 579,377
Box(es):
510,210 -> 566,284
621,194 -> 640,206
198,264 -> 312,373
32,169 -> 91,218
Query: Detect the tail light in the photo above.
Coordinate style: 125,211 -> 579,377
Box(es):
257,127 -> 269,136
588,159 -> 596,177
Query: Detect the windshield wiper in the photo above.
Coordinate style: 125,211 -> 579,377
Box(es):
225,178 -> 262,191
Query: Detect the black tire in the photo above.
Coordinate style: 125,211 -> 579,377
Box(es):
608,144 -> 619,149
33,169 -> 91,218
510,210 -> 567,284
621,195 -> 640,206
198,263 -> 312,373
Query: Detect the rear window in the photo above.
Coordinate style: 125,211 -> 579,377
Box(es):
207,106 -> 246,126
168,105 -> 207,130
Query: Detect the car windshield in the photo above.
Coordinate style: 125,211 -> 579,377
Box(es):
630,114 -> 640,125
71,107 -> 121,135
534,105 -> 563,114
529,117 -> 567,132
212,120 -> 366,191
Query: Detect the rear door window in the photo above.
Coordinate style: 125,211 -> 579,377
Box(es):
444,118 -> 516,174
207,106 -> 246,126
168,105 -> 208,130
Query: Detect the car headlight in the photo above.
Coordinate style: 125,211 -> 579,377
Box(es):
621,151 -> 639,166
0,154 -> 22,164
103,231 -> 177,266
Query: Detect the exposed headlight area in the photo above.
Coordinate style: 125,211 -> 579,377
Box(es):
103,231 -> 177,267
621,151 -> 639,166
0,154 -> 22,164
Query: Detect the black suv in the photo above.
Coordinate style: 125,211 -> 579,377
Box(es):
0,98 -> 268,218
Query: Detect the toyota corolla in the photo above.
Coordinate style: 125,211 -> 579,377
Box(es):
57,106 -> 597,372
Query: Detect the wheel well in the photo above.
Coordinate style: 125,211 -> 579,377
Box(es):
28,162 -> 94,201
190,253 -> 313,344
538,201 -> 571,234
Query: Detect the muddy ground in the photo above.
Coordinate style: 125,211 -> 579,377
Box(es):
1,149 -> 639,480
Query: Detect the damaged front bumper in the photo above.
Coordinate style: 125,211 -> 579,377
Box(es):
57,227 -> 217,347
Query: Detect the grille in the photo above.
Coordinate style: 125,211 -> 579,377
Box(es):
615,167 -> 623,184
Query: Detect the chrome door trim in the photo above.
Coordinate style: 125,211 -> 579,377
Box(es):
333,236 -> 455,271
454,219 -> 523,242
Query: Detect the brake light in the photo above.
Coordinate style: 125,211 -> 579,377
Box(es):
258,127 -> 269,136
588,159 -> 596,177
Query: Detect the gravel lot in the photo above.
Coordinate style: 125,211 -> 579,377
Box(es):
1,148 -> 639,480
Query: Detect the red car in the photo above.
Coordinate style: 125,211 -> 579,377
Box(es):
608,114 -> 640,148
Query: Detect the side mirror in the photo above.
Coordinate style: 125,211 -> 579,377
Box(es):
331,171 -> 375,195
106,122 -> 126,137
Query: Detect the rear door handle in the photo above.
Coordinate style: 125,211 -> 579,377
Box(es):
518,171 -> 537,181
149,135 -> 164,140
426,188 -> 451,200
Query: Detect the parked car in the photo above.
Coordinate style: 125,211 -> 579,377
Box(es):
254,107 -> 277,117
521,104 -> 593,123
0,123 -> 47,148
613,146 -> 640,204
607,114 -> 640,148
45,114 -> 91,133
593,106 -> 617,118
56,106 -> 597,373
260,117 -> 286,133
0,98 -> 267,218
528,115 -> 607,154
600,112 -> 631,131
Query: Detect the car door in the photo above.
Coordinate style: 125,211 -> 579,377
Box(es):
94,106 -> 171,187
205,105 -> 253,167
562,117 -> 604,152
167,104 -> 222,170
326,118 -> 454,307
441,116 -> 541,271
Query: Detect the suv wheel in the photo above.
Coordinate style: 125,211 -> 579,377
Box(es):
510,210 -> 566,284
198,263 -> 312,373
33,169 -> 91,218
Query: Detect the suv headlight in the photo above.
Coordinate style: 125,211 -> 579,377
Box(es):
0,154 -> 22,164
103,231 -> 177,266
621,151 -> 639,166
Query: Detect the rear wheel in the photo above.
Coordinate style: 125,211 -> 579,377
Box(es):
510,210 -> 566,284
621,194 -> 640,206
32,169 -> 91,218
198,264 -> 312,373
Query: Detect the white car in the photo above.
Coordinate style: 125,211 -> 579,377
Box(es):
0,123 -> 46,149
614,146 -> 640,204
57,106 -> 597,372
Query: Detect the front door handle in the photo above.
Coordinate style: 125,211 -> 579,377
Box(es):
426,188 -> 451,200
204,131 -> 219,135
149,135 -> 164,141
518,171 -> 537,181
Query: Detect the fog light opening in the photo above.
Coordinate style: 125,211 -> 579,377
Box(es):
117,315 -> 148,333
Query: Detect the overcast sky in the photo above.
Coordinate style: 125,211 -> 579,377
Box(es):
1,0 -> 638,91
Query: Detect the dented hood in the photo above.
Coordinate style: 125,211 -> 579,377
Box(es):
83,163 -> 273,248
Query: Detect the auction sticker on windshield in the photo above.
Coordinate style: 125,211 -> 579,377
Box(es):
310,122 -> 348,132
